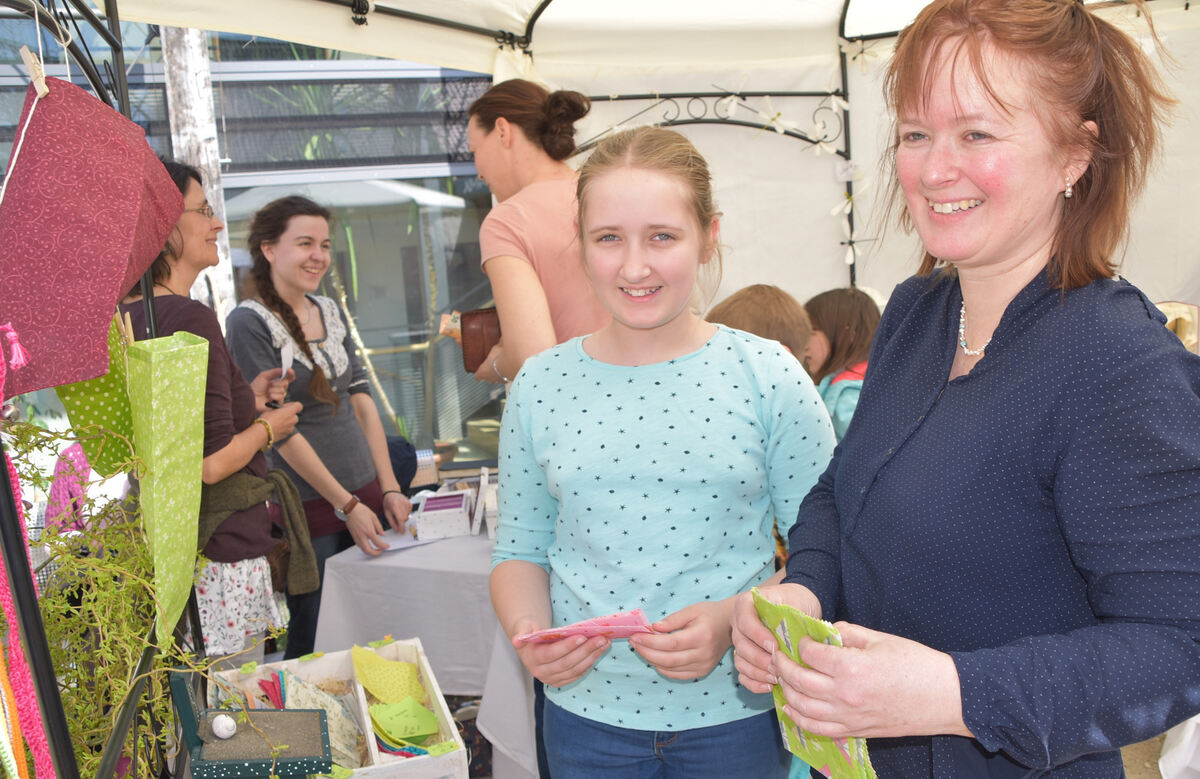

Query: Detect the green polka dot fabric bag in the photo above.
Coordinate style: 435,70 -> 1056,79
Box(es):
55,316 -> 136,477
126,329 -> 208,635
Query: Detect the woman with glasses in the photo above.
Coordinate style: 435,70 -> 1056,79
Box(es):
121,159 -> 305,665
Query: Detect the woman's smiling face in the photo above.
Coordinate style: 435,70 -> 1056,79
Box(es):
895,43 -> 1075,275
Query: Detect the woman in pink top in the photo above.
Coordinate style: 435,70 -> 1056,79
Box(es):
467,79 -> 610,383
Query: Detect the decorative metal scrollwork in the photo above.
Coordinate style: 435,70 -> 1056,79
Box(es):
576,89 -> 849,159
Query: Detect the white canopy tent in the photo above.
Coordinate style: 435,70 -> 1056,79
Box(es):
110,0 -> 1200,308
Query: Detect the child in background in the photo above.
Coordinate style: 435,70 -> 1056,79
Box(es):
490,127 -> 835,778
707,284 -> 819,569
706,283 -> 813,358
803,287 -> 880,441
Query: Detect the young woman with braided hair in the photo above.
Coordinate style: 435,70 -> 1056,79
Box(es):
226,195 -> 412,659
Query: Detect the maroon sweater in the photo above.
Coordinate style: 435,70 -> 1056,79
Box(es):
122,295 -> 274,562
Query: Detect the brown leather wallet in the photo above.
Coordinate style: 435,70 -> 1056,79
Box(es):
461,307 -> 501,373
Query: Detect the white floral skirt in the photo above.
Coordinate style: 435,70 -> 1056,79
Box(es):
194,556 -> 287,656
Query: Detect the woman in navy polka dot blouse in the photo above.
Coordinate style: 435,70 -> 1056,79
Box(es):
491,127 -> 836,777
732,1 -> 1200,776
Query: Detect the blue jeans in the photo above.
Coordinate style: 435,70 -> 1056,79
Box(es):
283,529 -> 353,659
544,699 -> 790,779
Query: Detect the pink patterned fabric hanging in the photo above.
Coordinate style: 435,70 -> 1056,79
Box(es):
0,325 -> 56,778
0,76 -> 182,399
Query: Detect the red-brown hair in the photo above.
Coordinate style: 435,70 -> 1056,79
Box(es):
884,0 -> 1174,289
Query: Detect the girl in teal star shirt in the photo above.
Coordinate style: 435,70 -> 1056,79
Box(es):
490,127 -> 835,778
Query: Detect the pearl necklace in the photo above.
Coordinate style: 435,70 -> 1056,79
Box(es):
958,300 -> 990,356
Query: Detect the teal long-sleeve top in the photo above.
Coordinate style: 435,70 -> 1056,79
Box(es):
494,326 -> 836,731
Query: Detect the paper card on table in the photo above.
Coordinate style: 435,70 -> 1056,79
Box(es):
357,530 -> 437,558
352,645 -> 425,703
514,608 -> 656,644
370,698 -> 439,744
484,482 -> 499,540
751,588 -> 877,779
470,467 -> 489,535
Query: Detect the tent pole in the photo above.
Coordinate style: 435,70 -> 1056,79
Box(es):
0,441 -> 81,779
92,0 -> 158,334
103,0 -> 133,116
838,44 -> 857,287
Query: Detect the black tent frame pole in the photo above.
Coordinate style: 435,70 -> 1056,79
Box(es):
99,0 -> 158,333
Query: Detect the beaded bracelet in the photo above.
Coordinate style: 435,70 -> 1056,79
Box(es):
253,417 -> 274,451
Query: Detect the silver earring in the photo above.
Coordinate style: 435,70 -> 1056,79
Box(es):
1064,177 -> 1073,199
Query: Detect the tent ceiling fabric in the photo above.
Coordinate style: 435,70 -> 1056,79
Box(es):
111,0 -> 526,74
110,0 -> 896,78
841,0 -> 930,39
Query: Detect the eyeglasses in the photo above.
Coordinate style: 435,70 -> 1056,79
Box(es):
184,203 -> 216,219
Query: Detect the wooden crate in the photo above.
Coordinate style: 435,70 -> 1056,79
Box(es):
213,638 -> 467,778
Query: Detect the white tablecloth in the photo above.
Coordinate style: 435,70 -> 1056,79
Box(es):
315,534 -> 498,694
314,533 -> 538,778
477,621 -> 538,778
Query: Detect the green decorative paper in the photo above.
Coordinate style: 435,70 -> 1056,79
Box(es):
370,698 -> 439,747
426,740 -> 460,756
127,331 -> 208,635
751,588 -> 877,779
352,645 -> 424,703
55,317 -> 136,477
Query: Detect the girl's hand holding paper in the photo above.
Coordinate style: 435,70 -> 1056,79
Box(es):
630,600 -> 734,680
514,608 -> 654,644
510,617 -> 612,688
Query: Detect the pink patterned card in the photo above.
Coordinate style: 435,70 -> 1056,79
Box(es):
514,609 -> 656,644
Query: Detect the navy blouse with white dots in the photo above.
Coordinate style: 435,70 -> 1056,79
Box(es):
785,268 -> 1200,777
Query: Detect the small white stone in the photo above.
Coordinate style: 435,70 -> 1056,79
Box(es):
211,713 -> 237,739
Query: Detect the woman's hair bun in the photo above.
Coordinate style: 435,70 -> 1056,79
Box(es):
541,90 -> 591,160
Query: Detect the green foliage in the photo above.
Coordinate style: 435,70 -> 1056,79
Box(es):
3,420 -> 182,776
1,420 -> 286,777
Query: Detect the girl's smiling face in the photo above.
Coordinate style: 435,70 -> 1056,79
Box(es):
262,215 -> 332,298
581,166 -> 716,340
895,43 -> 1080,276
